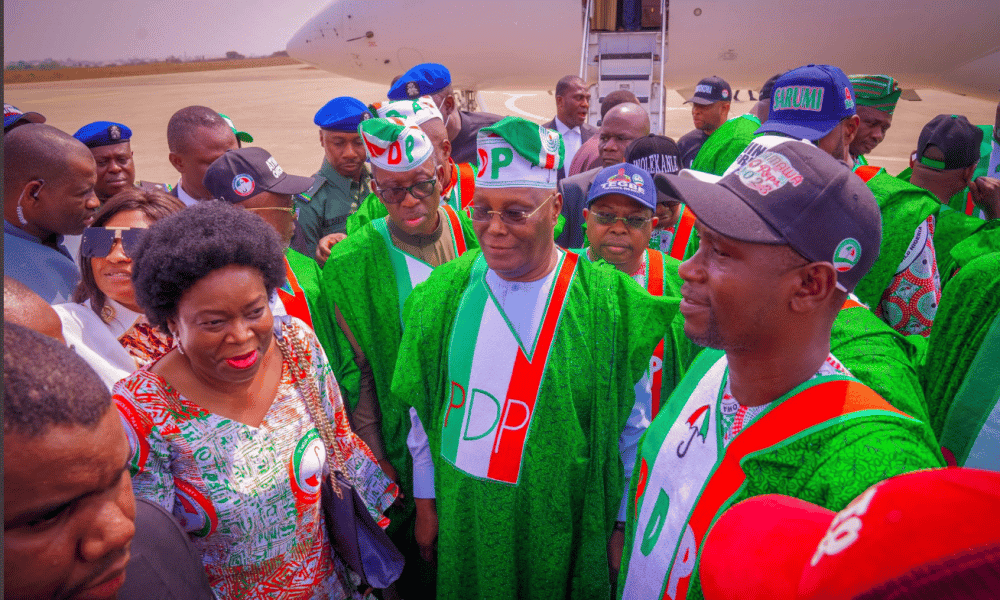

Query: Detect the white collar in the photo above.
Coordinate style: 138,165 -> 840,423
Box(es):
175,179 -> 200,206
94,298 -> 145,340
554,118 -> 581,135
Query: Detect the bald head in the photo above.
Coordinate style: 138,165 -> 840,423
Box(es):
4,276 -> 66,345
599,103 -> 651,167
3,124 -> 92,200
601,90 -> 640,119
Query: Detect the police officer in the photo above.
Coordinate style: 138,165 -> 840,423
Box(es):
73,121 -> 170,202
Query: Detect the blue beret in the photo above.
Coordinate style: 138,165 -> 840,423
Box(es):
314,96 -> 371,132
73,121 -> 132,148
387,63 -> 451,100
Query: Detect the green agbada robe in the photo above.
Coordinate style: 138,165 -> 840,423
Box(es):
852,166 -> 942,310
391,251 -> 679,600
321,214 -> 479,505
284,248 -> 352,381
689,114 -> 761,176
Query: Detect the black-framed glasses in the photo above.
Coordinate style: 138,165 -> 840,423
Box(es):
80,226 -> 146,258
374,178 -> 438,204
591,212 -> 653,229
470,192 -> 557,225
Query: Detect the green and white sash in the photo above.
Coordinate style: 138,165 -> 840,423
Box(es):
440,252 -> 579,485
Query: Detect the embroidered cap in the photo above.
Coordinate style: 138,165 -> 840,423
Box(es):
3,104 -> 45,131
849,74 -> 903,116
369,96 -> 443,125
387,63 -> 451,100
220,113 -> 253,143
587,163 -> 656,211
757,64 -> 857,141
73,121 -> 133,148
699,468 -> 1000,600
915,114 -> 983,170
314,96 -> 371,132
359,117 -> 434,173
684,75 -> 732,105
204,147 -> 313,203
475,117 -> 564,189
654,140 -> 880,292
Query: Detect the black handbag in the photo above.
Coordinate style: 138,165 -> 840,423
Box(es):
277,329 -> 405,590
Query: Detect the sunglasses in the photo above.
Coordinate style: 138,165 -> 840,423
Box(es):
470,192 -> 557,225
374,178 -> 438,204
591,212 -> 653,229
80,226 -> 146,258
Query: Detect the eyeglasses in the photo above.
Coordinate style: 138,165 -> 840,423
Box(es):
591,212 -> 653,229
81,226 -> 146,258
470,192 -> 557,225
374,178 -> 438,204
247,207 -> 297,216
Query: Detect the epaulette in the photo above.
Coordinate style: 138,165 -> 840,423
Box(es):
296,176 -> 326,203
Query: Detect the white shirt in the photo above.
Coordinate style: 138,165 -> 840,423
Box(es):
554,117 -> 583,174
54,298 -> 146,391
175,178 -> 199,207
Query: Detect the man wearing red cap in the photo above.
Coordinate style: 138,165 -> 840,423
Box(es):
617,141 -> 942,600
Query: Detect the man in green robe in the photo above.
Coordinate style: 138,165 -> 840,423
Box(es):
391,117 -> 679,599
321,117 -> 478,587
620,141 -> 943,600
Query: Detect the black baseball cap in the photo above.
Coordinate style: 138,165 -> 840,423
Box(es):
759,72 -> 784,101
654,141 -> 880,292
685,76 -> 732,105
626,134 -> 682,205
916,114 -> 983,170
204,147 -> 313,204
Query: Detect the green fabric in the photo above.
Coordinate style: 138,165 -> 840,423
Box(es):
852,166 -> 941,311
321,217 -> 480,505
848,74 -> 902,114
831,303 -> 939,452
346,190 -> 388,235
690,114 -> 762,176
940,219 -> 1000,280
921,253 -> 1000,442
619,348 -> 945,600
294,161 -> 369,252
933,204 -> 990,281
855,154 -> 869,166
391,251 -> 679,599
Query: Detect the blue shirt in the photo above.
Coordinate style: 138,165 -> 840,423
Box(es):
4,220 -> 80,303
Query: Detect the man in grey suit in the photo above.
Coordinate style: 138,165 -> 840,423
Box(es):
557,102 -> 650,248
544,75 -> 598,181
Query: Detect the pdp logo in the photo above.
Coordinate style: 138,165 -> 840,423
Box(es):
833,238 -> 861,272
232,174 -> 255,196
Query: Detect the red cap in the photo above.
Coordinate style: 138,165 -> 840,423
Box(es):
700,468 -> 1000,600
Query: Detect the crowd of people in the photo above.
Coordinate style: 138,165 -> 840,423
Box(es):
4,58 -> 1000,600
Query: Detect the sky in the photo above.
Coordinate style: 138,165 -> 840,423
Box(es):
3,0 -> 329,63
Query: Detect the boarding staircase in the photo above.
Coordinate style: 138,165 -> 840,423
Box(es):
579,0 -> 667,134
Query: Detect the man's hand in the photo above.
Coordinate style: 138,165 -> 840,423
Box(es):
969,176 -> 1000,220
608,524 -> 625,582
379,459 -> 399,484
414,498 -> 439,563
315,233 -> 347,266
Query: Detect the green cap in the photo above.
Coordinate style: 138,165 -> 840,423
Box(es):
475,116 -> 564,189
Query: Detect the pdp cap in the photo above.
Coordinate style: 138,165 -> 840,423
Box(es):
388,63 -> 451,100
916,114 -> 983,170
204,147 -> 313,204
220,113 -> 253,143
587,163 -> 656,211
654,141 -> 880,292
4,104 -> 46,131
757,64 -> 857,141
314,96 -> 371,132
73,121 -> 132,148
684,76 -> 732,105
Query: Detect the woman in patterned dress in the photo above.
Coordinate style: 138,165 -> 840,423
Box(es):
54,188 -> 184,390
113,201 -> 397,600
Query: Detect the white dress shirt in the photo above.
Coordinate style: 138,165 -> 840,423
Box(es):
554,117 -> 583,172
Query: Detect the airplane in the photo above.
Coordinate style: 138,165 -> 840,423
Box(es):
286,0 -> 1000,103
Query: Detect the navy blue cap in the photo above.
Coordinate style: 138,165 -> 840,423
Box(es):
756,64 -> 856,141
4,104 -> 45,130
314,97 -> 370,132
204,147 -> 313,203
587,163 -> 657,211
73,121 -> 132,148
388,63 -> 451,100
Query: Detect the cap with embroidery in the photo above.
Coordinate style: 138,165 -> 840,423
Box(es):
849,74 -> 903,116
587,163 -> 656,211
4,104 -> 45,131
475,117 -> 564,189
219,113 -> 253,143
757,64 -> 857,141
73,121 -> 132,148
684,76 -> 732,105
369,96 -> 443,125
388,63 -> 451,100
916,114 -> 983,170
203,147 -> 313,204
314,96 -> 371,132
654,140 -> 880,292
699,468 -> 1000,600
359,117 -> 434,173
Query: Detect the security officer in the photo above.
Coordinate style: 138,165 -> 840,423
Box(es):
294,96 -> 371,258
73,121 -> 170,202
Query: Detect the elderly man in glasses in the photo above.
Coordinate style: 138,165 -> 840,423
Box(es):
390,117 -> 681,599
321,116 -> 479,592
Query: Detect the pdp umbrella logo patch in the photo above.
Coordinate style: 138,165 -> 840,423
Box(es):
834,238 -> 861,272
232,174 -> 255,196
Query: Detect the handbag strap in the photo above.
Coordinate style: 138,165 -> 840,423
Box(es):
274,324 -> 349,492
